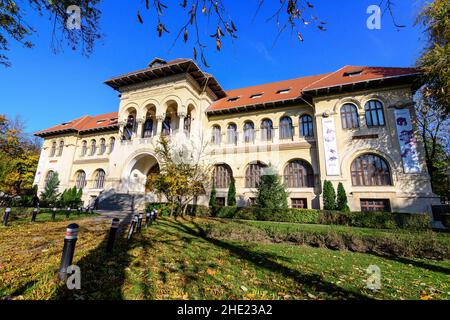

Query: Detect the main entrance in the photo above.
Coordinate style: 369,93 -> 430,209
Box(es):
123,152 -> 160,193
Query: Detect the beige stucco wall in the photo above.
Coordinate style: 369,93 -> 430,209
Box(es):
35,77 -> 439,213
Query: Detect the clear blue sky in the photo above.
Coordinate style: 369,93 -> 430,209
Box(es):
0,0 -> 428,134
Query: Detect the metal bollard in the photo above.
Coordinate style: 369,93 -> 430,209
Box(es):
66,207 -> 71,219
31,208 -> 38,222
51,207 -> 57,221
137,213 -> 143,233
89,206 -> 94,214
127,215 -> 138,240
77,207 -> 82,216
106,218 -> 120,253
2,208 -> 11,226
153,210 -> 158,223
58,223 -> 79,281
145,212 -> 152,228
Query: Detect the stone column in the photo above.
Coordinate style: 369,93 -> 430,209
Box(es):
156,115 -> 165,136
273,125 -> 280,144
136,118 -> 145,139
178,111 -> 187,134
118,120 -> 126,141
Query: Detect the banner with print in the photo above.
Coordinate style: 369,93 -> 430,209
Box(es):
394,108 -> 420,173
322,117 -> 340,176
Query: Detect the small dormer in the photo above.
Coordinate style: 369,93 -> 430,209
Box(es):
148,57 -> 167,68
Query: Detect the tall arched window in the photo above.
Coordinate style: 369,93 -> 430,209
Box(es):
211,125 -> 221,145
227,123 -> 238,145
284,160 -> 314,188
75,170 -> 86,189
243,121 -> 255,143
365,100 -> 385,127
142,119 -> 153,138
280,116 -> 293,139
99,138 -> 106,155
213,164 -> 232,188
81,140 -> 87,156
109,137 -> 115,154
44,170 -> 55,186
162,117 -> 171,135
50,142 -> 57,157
341,104 -> 360,129
351,154 -> 392,186
93,169 -> 106,189
261,119 -> 273,141
300,114 -> 314,137
57,140 -> 64,157
245,162 -> 267,188
90,140 -> 97,156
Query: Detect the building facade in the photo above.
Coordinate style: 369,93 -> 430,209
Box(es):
34,58 -> 439,213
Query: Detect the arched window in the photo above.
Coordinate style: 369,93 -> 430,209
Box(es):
57,140 -> 64,157
81,140 -> 87,156
109,137 -> 115,153
142,119 -> 153,138
261,119 -> 273,141
162,117 -> 171,136
280,116 -> 293,139
243,121 -> 255,143
300,115 -> 314,137
245,162 -> 267,188
365,100 -> 385,127
75,170 -> 86,189
213,164 -> 232,188
227,123 -> 238,145
341,104 -> 360,129
90,140 -> 97,156
284,160 -> 314,188
99,138 -> 106,155
123,115 -> 136,140
44,171 -> 55,186
50,142 -> 57,157
351,154 -> 392,186
93,169 -> 106,189
211,125 -> 221,145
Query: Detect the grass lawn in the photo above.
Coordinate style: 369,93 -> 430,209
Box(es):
0,216 -> 448,300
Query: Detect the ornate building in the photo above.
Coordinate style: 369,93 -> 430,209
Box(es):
34,58 -> 439,213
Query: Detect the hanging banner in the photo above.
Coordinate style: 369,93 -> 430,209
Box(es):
33,148 -> 47,186
394,109 -> 421,173
322,117 -> 340,176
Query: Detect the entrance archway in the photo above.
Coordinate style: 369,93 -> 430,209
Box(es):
123,153 -> 160,193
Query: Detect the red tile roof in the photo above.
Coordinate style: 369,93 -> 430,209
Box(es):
35,112 -> 118,137
207,65 -> 419,113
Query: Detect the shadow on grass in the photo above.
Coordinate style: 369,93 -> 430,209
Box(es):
52,212 -> 136,300
163,218 -> 371,300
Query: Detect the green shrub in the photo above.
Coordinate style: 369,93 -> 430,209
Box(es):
213,206 -> 431,230
145,203 -> 172,216
255,173 -> 288,209
227,178 -> 236,206
317,210 -> 431,230
186,204 -> 210,217
322,180 -> 336,210
336,183 -> 350,212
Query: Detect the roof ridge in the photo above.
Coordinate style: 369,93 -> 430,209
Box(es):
225,73 -> 330,93
301,65 -> 347,92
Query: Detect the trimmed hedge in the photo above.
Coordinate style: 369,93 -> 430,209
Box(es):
145,203 -> 210,217
213,206 -> 431,230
